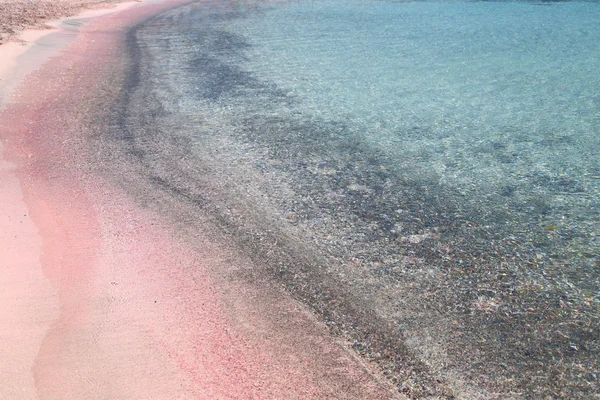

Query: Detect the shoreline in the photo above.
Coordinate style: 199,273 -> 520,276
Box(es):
0,1 -> 402,398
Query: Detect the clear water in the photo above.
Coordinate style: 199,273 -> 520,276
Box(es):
227,0 -> 600,233
121,0 -> 600,397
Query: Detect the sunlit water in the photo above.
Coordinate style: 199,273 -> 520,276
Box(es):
120,0 -> 600,397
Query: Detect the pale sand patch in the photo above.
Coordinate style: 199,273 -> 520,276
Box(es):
0,141 -> 58,400
0,2 -> 153,399
0,21 -> 62,400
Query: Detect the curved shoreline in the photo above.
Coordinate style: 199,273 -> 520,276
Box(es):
0,1 -> 401,398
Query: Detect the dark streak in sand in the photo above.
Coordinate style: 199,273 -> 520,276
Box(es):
0,0 -> 402,398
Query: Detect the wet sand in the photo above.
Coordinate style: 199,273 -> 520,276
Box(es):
0,0 -> 402,398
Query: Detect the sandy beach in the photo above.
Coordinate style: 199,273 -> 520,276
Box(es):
0,1 -> 403,398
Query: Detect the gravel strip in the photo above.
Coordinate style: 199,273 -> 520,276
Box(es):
0,0 -> 132,44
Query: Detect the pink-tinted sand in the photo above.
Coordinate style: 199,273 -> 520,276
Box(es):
0,1 -> 403,399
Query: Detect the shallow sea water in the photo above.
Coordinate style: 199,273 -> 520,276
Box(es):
112,0 -> 600,397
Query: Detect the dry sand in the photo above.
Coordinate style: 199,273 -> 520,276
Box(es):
0,0 -> 403,398
1,2 -> 140,398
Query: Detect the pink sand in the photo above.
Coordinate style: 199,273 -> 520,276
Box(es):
0,1 -> 403,398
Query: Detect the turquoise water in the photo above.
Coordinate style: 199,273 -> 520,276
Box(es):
120,0 -> 600,397
227,0 -> 600,232
223,0 -> 600,284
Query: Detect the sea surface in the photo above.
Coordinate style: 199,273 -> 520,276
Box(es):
105,0 -> 600,397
